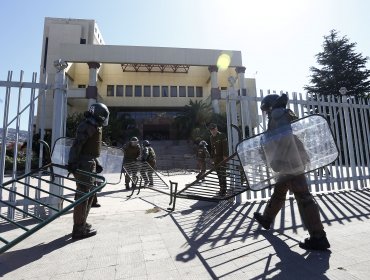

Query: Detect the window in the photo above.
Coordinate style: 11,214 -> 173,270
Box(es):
187,86 -> 194,97
179,86 -> 186,97
107,85 -> 114,96
126,85 -> 133,97
196,86 -> 203,97
78,84 -> 86,88
170,86 -> 177,97
153,86 -> 160,97
144,86 -> 151,97
135,85 -> 142,97
80,38 -> 86,44
116,85 -> 124,96
162,86 -> 168,97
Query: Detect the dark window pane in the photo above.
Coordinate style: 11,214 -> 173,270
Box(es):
153,86 -> 160,97
107,85 -> 114,96
162,86 -> 168,97
78,84 -> 86,88
116,85 -> 123,96
126,85 -> 133,97
179,86 -> 186,97
144,85 -> 151,97
196,86 -> 203,97
187,86 -> 194,97
135,85 -> 142,97
170,86 -> 177,97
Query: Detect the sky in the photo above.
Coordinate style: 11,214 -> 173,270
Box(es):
1,0 -> 370,130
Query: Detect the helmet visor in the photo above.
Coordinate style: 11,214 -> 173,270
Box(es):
102,114 -> 109,126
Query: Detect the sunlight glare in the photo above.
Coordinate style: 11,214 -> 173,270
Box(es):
217,53 -> 231,71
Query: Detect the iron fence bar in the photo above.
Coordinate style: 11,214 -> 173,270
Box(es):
29,174 -> 85,196
0,164 -> 106,254
0,80 -> 50,89
13,180 -> 74,204
0,198 -> 44,221
1,187 -> 60,212
0,213 -> 29,232
0,237 -> 9,245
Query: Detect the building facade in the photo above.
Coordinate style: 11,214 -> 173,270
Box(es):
38,17 -> 257,142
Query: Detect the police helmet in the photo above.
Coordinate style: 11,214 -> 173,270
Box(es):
143,140 -> 151,147
260,94 -> 280,112
88,103 -> 110,126
199,140 -> 207,147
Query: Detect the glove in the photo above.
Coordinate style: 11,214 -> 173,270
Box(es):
95,158 -> 103,174
67,162 -> 79,173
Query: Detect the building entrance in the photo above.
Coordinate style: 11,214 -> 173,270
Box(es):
143,124 -> 170,140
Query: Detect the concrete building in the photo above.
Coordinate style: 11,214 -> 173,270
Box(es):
38,17 -> 257,142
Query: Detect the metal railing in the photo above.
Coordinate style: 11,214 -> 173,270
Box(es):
0,164 -> 106,254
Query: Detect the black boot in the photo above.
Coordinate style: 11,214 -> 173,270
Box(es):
72,225 -> 97,240
299,235 -> 330,251
253,212 -> 271,230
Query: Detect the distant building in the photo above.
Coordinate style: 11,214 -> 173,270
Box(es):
38,17 -> 257,141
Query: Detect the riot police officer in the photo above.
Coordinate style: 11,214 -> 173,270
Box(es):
68,102 -> 109,239
254,94 -> 330,250
196,140 -> 210,180
140,140 -> 157,187
209,123 -> 228,196
123,136 -> 141,189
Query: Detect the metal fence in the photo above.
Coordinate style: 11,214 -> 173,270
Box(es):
1,71 -> 369,203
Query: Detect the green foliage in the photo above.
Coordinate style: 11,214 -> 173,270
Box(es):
66,112 -> 85,137
5,155 -> 39,171
305,30 -> 370,98
174,100 -> 213,141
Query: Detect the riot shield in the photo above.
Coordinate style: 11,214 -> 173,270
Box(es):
236,114 -> 339,190
51,137 -> 124,184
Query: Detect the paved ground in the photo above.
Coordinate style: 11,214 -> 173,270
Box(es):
0,172 -> 369,280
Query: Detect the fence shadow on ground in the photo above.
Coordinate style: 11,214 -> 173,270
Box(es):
173,188 -> 369,279
0,234 -> 73,277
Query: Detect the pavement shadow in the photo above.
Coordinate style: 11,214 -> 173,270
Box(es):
0,234 -> 73,277
174,200 -> 246,279
256,231 -> 331,280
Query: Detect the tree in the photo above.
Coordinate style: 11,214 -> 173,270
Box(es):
174,100 -> 213,140
305,30 -> 370,98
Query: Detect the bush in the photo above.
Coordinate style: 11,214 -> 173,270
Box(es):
5,155 -> 40,171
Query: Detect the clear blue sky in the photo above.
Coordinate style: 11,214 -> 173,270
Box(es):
1,0 -> 369,129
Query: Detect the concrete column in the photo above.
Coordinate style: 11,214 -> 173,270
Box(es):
236,67 -> 247,96
236,66 -> 249,139
208,65 -> 220,114
86,62 -> 100,108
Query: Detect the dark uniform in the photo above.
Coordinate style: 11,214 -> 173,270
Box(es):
68,103 -> 109,240
140,140 -> 156,187
209,124 -> 228,196
123,137 -> 141,189
254,94 -> 330,251
196,141 -> 210,179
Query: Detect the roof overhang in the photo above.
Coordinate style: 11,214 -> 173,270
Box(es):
59,44 -> 243,67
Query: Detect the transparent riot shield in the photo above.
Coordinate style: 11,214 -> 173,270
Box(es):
51,137 -> 124,184
236,114 -> 339,190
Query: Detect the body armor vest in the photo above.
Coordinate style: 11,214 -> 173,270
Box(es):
80,126 -> 102,157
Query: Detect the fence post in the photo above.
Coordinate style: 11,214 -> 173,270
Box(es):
342,96 -> 358,190
49,60 -> 68,211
